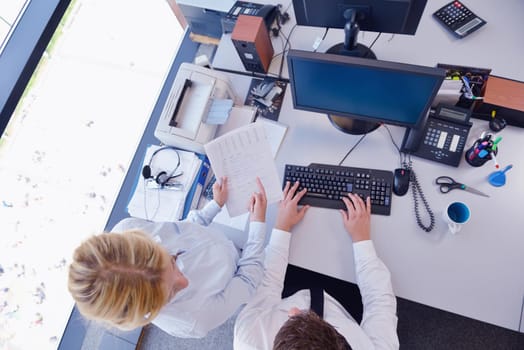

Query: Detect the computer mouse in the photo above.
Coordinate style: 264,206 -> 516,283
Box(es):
393,168 -> 411,196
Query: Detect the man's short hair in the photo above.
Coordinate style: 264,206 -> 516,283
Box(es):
273,310 -> 352,350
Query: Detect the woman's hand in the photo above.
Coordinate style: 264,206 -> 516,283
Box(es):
212,176 -> 228,208
248,177 -> 267,222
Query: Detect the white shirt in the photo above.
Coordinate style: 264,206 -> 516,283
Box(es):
234,230 -> 399,350
112,201 -> 267,338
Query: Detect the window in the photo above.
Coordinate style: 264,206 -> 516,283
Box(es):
0,0 -> 183,348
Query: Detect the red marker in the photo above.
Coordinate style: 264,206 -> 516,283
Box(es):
491,152 -> 500,169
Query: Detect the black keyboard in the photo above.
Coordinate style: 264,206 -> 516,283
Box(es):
283,163 -> 394,215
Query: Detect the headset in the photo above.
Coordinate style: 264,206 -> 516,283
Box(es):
142,146 -> 181,187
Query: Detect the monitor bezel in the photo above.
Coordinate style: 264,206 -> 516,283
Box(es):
286,49 -> 446,131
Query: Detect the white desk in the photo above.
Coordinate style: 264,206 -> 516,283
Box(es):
212,0 -> 524,332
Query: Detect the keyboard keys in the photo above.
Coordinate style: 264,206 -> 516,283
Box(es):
283,163 -> 393,215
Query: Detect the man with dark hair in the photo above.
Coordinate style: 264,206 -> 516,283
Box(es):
234,181 -> 399,349
273,310 -> 351,350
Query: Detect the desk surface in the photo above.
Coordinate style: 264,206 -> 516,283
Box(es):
212,0 -> 524,332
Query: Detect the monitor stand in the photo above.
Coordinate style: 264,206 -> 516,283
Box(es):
326,8 -> 377,59
324,8 -> 380,135
326,43 -> 376,59
328,114 -> 381,135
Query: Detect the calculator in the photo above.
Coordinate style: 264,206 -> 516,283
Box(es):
433,1 -> 486,38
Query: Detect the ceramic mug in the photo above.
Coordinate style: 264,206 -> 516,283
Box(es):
443,202 -> 470,234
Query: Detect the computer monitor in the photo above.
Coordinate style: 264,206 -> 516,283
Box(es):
292,0 -> 428,58
287,49 -> 446,134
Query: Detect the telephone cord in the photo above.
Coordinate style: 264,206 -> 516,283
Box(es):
406,161 -> 435,232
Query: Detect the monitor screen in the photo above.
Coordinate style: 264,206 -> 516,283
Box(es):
292,0 -> 427,35
287,49 -> 445,132
292,0 -> 428,57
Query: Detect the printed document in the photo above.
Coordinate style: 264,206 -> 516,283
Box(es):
204,122 -> 283,217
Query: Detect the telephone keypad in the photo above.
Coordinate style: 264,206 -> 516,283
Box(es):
415,118 -> 471,167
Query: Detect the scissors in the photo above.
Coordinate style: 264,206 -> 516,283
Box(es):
435,176 -> 490,197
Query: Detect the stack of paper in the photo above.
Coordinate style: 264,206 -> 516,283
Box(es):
127,145 -> 202,221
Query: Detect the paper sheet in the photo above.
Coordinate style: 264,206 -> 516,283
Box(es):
206,98 -> 234,124
204,123 -> 283,217
255,117 -> 288,158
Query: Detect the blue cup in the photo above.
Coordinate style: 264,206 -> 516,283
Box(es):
447,202 -> 470,223
443,202 -> 470,234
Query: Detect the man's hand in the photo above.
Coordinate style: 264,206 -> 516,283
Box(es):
340,193 -> 371,242
275,181 -> 309,232
212,176 -> 228,208
248,177 -> 267,222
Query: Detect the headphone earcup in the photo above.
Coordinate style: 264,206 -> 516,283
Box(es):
155,171 -> 168,186
142,165 -> 152,179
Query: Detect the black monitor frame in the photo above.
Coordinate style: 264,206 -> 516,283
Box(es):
287,49 -> 446,134
292,0 -> 428,58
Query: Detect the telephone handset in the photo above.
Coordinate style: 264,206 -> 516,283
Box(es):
401,104 -> 472,167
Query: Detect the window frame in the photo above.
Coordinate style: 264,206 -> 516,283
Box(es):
0,0 -> 71,137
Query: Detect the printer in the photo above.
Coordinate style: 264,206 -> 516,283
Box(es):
154,63 -> 239,154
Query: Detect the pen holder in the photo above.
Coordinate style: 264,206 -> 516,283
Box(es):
464,140 -> 498,167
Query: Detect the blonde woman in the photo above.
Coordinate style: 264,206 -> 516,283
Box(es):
68,177 -> 268,338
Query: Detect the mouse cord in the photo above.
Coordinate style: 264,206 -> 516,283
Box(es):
383,124 -> 402,168
404,156 -> 435,233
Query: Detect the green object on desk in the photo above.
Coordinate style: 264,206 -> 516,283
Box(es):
491,136 -> 502,151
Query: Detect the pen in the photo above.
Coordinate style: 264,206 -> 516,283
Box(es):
491,152 -> 500,169
462,76 -> 471,90
461,76 -> 484,100
469,147 -> 479,161
478,141 -> 488,149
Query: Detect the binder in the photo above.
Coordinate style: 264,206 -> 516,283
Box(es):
181,154 -> 211,219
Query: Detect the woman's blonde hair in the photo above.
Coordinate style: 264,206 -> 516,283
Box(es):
68,230 -> 168,330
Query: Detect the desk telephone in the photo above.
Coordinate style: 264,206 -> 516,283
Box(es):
401,104 -> 472,167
